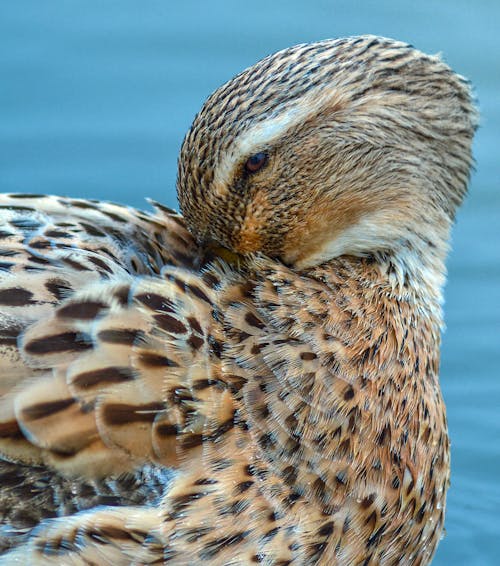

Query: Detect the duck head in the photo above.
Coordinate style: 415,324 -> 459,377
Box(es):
177,36 -> 477,270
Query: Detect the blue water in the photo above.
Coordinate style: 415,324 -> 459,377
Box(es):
1,2 -> 499,563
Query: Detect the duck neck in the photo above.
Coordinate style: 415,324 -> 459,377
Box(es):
373,230 -> 449,310
311,226 -> 450,336
373,235 -> 448,305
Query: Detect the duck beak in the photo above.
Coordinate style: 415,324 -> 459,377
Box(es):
200,242 -> 245,269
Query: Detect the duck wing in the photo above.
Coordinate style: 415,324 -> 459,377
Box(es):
0,194 -> 206,553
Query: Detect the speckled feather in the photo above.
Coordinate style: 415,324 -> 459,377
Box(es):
0,35 -> 477,564
0,194 -> 195,553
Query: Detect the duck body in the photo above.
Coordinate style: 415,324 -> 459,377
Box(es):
0,195 -> 450,565
157,252 -> 450,565
0,35 -> 476,564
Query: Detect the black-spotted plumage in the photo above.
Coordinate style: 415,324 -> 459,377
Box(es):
0,194 -> 196,554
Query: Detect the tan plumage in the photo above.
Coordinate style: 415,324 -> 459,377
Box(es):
0,35 -> 477,564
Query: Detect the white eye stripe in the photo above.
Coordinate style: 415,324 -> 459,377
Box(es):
237,106 -> 304,154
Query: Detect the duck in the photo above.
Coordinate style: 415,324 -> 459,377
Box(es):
0,35 -> 477,564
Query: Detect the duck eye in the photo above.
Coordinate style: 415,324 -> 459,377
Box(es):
244,152 -> 268,173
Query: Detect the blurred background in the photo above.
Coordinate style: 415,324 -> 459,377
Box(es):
0,1 -> 498,563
